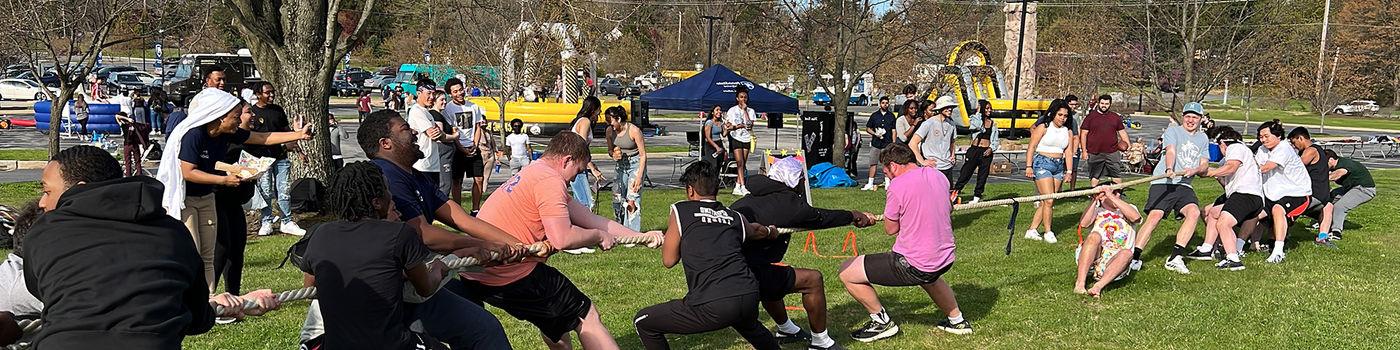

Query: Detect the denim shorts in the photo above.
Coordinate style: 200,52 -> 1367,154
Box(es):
1032,154 -> 1065,181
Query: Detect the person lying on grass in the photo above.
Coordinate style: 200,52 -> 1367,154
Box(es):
1074,186 -> 1141,297
634,161 -> 782,350
730,157 -> 877,350
838,143 -> 971,343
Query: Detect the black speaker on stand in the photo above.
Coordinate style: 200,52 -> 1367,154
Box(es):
630,99 -> 654,134
766,112 -> 783,149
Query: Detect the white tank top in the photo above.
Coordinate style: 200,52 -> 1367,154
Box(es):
1036,124 -> 1071,154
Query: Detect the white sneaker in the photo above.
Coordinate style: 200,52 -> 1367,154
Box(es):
280,222 -> 307,236
1024,229 -> 1042,241
215,317 -> 238,325
563,247 -> 596,255
733,185 -> 745,196
968,197 -> 981,204
861,183 -> 876,191
739,185 -> 750,195
257,224 -> 273,236
1043,231 -> 1058,244
1266,252 -> 1286,264
1163,256 -> 1191,274
1129,259 -> 1143,271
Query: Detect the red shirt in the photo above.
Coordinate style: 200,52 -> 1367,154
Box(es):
356,96 -> 372,112
1079,110 -> 1125,154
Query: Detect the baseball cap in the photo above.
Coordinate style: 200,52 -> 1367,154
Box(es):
1182,102 -> 1205,117
416,79 -> 438,93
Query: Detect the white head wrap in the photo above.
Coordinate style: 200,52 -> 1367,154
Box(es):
157,88 -> 243,219
766,157 -> 805,189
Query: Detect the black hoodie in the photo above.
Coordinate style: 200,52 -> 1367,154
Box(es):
731,175 -> 854,266
23,176 -> 214,350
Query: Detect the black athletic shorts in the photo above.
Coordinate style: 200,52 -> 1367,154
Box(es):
1145,184 -> 1199,215
1266,196 -> 1310,223
1221,193 -> 1264,227
729,137 -> 750,152
453,151 -> 485,179
1211,194 -> 1228,207
864,252 -> 952,287
751,264 -> 797,302
457,264 -> 592,343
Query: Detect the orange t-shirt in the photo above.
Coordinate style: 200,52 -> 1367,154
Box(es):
463,162 -> 571,286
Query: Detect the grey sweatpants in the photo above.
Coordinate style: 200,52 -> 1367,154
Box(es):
1330,186 -> 1376,234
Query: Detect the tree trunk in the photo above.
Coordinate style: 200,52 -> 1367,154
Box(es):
46,89 -> 74,157
832,82 -> 850,169
277,69 -> 334,183
1392,68 -> 1400,108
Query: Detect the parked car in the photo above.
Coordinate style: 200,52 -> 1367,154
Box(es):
0,79 -> 57,100
625,83 -> 642,97
363,74 -> 394,90
1334,100 -> 1380,116
598,78 -> 626,96
96,66 -> 141,81
335,71 -> 373,86
332,80 -> 361,97
14,70 -> 61,87
107,71 -> 157,95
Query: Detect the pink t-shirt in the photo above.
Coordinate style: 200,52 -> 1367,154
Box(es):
882,166 -> 956,272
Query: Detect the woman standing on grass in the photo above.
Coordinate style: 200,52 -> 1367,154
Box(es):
1023,104 -> 1076,244
702,105 -> 727,172
606,106 -> 646,231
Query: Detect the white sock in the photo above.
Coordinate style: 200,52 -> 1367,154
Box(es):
776,319 -> 800,334
867,178 -> 874,185
1226,253 -> 1241,262
1272,243 -> 1285,256
1197,244 -> 1213,253
948,314 -> 965,324
870,309 -> 890,324
810,331 -> 834,347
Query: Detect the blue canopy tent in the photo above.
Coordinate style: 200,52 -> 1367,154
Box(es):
640,64 -> 799,114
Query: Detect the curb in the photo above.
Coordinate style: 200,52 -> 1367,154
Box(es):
0,160 -> 46,171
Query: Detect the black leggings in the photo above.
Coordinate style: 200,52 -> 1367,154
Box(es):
954,145 -> 992,197
213,192 -> 247,295
634,294 -> 778,350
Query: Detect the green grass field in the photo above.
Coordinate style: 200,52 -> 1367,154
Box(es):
2,171 -> 1398,349
0,149 -> 48,161
1150,101 -> 1400,131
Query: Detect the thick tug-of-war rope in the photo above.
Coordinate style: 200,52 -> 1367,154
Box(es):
10,173 -> 1176,346
774,172 -> 1175,234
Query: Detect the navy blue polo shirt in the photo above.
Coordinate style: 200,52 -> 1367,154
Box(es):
178,128 -> 250,197
373,158 -> 448,223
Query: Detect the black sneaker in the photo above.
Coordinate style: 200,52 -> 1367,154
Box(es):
850,319 -> 899,343
1212,245 -> 1225,261
1328,232 -> 1343,241
1215,259 -> 1246,271
1183,249 -> 1215,261
936,319 -> 974,335
774,328 -> 811,344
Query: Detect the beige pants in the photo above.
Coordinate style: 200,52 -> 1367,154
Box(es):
182,194 -> 217,294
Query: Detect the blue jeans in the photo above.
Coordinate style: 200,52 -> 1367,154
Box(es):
570,173 -> 594,210
612,156 -> 642,231
414,279 -> 513,350
258,158 -> 293,226
1032,154 -> 1065,181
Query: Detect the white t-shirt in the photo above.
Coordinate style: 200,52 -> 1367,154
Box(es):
1256,142 -> 1312,201
725,105 -> 756,143
506,133 -> 530,159
1221,143 -> 1263,197
446,100 -> 485,148
406,104 -> 442,172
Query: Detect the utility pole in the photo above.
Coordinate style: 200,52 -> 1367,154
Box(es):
1314,0 -> 1332,109
702,15 -> 722,67
1323,47 -> 1339,133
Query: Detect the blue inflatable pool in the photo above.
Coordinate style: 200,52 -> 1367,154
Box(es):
33,100 -> 122,134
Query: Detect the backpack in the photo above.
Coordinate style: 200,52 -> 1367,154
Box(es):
808,162 -> 856,188
289,177 -> 327,214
